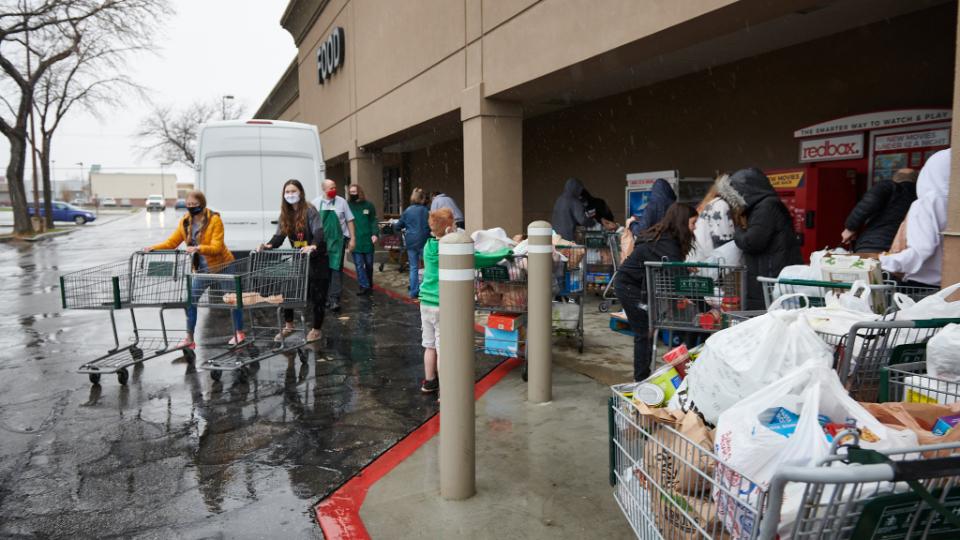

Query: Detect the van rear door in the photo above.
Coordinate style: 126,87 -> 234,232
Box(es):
259,125 -> 322,213
199,126 -> 264,249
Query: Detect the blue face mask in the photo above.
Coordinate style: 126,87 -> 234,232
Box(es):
188,206 -> 203,216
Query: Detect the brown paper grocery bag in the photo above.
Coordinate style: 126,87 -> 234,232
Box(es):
860,402 -> 960,447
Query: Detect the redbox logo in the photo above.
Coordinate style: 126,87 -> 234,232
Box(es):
799,134 -> 864,163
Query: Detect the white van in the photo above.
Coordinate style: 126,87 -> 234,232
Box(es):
195,120 -> 325,250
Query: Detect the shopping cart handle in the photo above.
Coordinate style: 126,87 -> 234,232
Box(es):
890,456 -> 960,481
648,261 -> 733,269
768,278 -> 853,289
270,220 -> 278,225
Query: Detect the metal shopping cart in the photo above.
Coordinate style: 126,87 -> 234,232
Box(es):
377,221 -> 408,272
835,318 -> 960,402
554,245 -> 586,353
60,250 -> 195,385
760,277 -> 896,313
609,382 -> 960,540
880,359 -> 960,404
644,261 -> 748,359
192,249 -> 314,382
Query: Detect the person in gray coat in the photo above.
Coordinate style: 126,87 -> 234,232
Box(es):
551,177 -> 595,241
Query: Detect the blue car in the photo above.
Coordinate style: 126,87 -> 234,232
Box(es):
28,201 -> 97,225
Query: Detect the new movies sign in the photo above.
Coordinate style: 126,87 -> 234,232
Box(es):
798,134 -> 864,163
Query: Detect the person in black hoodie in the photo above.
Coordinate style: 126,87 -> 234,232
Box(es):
260,179 -> 330,343
552,177 -> 595,241
841,168 -> 917,252
719,168 -> 803,310
614,203 -> 698,381
628,178 -> 676,237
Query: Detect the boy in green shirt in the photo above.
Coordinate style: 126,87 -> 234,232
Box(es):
418,208 -> 455,393
347,184 -> 379,295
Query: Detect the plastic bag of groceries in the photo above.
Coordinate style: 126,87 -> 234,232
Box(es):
891,283 -> 960,320
927,323 -> 960,382
685,307 -> 833,425
823,280 -> 874,314
712,363 -> 918,540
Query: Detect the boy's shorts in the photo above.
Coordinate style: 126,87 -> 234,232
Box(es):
420,304 -> 440,349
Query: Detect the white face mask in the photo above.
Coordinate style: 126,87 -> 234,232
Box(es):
284,193 -> 300,205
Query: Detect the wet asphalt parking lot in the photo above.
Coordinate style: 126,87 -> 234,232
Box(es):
0,209 -> 500,538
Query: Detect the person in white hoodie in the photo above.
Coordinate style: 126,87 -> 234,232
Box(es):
880,148 -> 951,287
686,174 -> 743,264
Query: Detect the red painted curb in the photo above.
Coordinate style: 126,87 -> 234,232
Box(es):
315,356 -> 522,539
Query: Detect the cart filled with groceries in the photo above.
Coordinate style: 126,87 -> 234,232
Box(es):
609,273 -> 960,539
377,220 -> 408,272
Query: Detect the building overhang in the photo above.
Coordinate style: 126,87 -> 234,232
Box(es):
280,0 -> 330,46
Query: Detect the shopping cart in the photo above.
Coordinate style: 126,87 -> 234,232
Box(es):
192,249 -> 314,382
836,318 -> 960,402
578,228 -> 616,294
760,276 -> 898,313
644,261 -> 748,359
880,359 -> 960,404
555,245 -> 586,353
60,250 -> 194,385
610,382 -> 960,540
377,221 -> 408,272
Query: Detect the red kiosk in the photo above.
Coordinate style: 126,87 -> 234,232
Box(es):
769,109 -> 951,259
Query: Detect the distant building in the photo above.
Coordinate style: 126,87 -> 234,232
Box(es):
175,180 -> 194,200
0,175 -> 8,206
89,172 -> 179,206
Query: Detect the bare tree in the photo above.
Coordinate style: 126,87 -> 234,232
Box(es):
29,28 -> 141,227
137,98 -> 245,167
0,0 -> 169,235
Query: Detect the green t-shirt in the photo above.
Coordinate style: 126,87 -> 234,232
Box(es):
419,237 -> 440,307
348,200 -> 377,254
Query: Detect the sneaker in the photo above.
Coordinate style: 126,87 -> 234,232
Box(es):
228,331 -> 246,346
274,327 -> 295,342
306,328 -> 322,342
178,338 -> 196,350
420,377 -> 439,393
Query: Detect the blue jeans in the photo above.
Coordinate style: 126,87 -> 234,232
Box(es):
187,261 -> 244,334
407,247 -> 423,298
352,251 -> 374,290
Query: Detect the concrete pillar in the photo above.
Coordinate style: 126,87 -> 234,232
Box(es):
527,221 -> 554,403
349,144 -> 383,215
943,7 -> 960,294
461,83 -> 523,236
438,231 -> 476,500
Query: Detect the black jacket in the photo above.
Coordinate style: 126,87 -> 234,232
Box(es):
582,189 -> 615,223
551,177 -> 594,241
630,178 -> 676,237
844,180 -> 917,253
723,168 -> 803,310
615,231 -> 684,296
266,206 -> 330,278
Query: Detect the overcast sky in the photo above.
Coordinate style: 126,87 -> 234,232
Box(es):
3,0 -> 296,187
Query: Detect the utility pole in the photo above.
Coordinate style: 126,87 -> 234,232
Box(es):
221,95 -> 235,120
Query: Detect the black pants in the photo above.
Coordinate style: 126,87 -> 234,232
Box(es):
614,279 -> 651,381
285,268 -> 330,329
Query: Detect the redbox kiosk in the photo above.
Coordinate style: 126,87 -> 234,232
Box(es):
776,109 -> 952,259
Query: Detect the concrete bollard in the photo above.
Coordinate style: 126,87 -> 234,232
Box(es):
527,221 -> 553,403
438,231 -> 476,500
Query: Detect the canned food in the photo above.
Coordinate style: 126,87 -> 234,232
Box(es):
634,383 -> 666,407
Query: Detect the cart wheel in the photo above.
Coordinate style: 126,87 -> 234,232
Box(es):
182,348 -> 196,363
521,364 -> 528,382
88,373 -> 101,385
248,345 -> 260,358
130,347 -> 143,360
297,349 -> 309,363
210,370 -> 222,382
578,339 -> 584,354
237,366 -> 250,382
378,263 -> 385,272
598,301 -> 610,313
117,368 -> 129,385
249,361 -> 260,372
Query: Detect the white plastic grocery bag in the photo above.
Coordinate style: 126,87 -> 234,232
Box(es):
824,280 -> 874,314
685,309 -> 833,425
893,283 -> 960,320
926,323 -> 960,382
712,363 -> 918,540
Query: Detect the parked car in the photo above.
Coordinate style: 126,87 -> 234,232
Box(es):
100,197 -> 116,207
146,194 -> 165,211
175,198 -> 187,209
28,201 -> 96,225
71,197 -> 88,206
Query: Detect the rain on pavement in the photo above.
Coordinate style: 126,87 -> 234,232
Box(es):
0,209 -> 501,538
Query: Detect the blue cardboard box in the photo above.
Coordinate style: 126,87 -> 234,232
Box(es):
484,327 -> 524,357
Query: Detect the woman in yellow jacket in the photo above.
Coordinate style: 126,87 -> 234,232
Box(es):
144,190 -> 244,348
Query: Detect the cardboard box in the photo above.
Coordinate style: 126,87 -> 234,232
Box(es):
820,255 -> 883,285
487,312 -> 525,332
484,326 -> 525,357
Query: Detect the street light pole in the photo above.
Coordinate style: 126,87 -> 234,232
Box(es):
221,95 -> 235,120
160,161 -> 172,205
75,162 -> 84,202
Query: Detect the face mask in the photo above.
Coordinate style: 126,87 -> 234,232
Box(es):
188,206 -> 203,216
348,194 -> 359,202
325,188 -> 337,199
284,193 -> 300,205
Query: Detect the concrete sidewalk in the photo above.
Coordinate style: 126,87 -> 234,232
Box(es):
358,363 -> 631,539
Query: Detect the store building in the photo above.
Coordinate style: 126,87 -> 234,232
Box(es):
89,172 -> 179,207
257,0 -> 957,245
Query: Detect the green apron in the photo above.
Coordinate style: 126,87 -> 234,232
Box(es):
321,208 -> 344,270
